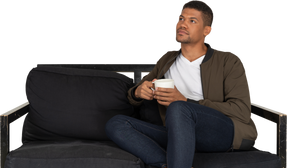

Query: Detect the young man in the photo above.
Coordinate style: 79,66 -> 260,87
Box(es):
105,1 -> 257,168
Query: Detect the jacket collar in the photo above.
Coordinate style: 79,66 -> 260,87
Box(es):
178,43 -> 214,64
202,43 -> 214,64
159,43 -> 214,78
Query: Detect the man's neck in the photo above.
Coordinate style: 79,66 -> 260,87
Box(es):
181,43 -> 207,62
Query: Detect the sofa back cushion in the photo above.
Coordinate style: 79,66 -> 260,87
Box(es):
23,66 -> 134,142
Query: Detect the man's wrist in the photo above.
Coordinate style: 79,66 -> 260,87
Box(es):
134,88 -> 139,98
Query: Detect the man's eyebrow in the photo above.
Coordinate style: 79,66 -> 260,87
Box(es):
179,15 -> 198,20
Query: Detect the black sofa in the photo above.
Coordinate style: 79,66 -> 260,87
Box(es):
0,64 -> 286,168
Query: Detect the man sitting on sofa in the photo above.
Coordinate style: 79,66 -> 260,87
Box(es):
105,1 -> 257,168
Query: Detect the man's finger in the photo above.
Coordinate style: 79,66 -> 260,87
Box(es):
151,78 -> 157,82
146,83 -> 154,90
142,94 -> 153,100
138,88 -> 153,100
138,89 -> 153,100
143,85 -> 154,95
156,87 -> 174,93
155,95 -> 171,102
154,89 -> 172,97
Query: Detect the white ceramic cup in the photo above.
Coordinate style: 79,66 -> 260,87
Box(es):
153,79 -> 174,89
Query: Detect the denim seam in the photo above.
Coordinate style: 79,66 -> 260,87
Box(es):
125,120 -> 167,154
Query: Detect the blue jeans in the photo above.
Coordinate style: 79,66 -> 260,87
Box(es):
105,101 -> 234,168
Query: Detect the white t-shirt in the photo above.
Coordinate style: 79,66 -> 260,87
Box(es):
164,53 -> 205,101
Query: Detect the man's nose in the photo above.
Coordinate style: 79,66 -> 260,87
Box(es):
179,21 -> 188,29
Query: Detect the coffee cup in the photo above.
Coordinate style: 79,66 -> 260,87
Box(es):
153,79 -> 174,89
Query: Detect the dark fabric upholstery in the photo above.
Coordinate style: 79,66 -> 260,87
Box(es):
9,65 -> 281,168
23,66 -> 134,142
139,99 -> 163,126
5,141 -> 281,168
4,141 -> 144,168
193,149 -> 281,168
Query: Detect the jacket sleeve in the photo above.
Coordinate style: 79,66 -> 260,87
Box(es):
127,62 -> 159,106
199,55 -> 251,124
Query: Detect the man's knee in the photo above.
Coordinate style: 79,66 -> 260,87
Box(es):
168,101 -> 186,111
166,101 -> 190,117
166,101 -> 197,123
105,114 -> 129,140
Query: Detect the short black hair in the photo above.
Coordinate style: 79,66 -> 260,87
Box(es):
183,1 -> 213,27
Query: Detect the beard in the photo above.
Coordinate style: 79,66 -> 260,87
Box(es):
176,32 -> 191,44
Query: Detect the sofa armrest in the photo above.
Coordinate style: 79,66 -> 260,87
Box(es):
251,103 -> 286,168
0,102 -> 29,168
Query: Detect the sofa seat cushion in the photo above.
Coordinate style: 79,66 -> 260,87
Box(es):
5,140 -> 144,168
192,149 -> 281,168
24,66 -> 135,142
5,140 -> 281,168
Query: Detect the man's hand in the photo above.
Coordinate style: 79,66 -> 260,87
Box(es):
134,79 -> 157,100
154,86 -> 187,106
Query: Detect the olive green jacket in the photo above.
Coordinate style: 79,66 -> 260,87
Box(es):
127,44 -> 257,150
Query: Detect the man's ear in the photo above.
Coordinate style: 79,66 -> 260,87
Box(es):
207,26 -> 214,35
203,26 -> 211,36
204,26 -> 214,37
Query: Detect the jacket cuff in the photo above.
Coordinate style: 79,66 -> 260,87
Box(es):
187,99 -> 199,104
131,87 -> 143,101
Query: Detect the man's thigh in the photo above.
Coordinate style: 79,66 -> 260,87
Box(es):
188,103 -> 234,152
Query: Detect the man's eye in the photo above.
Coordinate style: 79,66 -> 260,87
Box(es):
178,18 -> 195,23
179,18 -> 184,21
191,20 -> 195,23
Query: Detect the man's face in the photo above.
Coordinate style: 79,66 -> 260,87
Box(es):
176,8 -> 207,44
